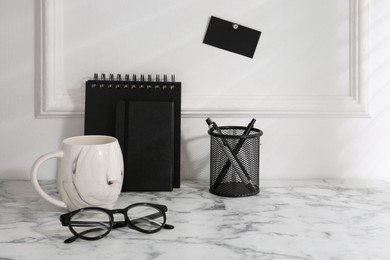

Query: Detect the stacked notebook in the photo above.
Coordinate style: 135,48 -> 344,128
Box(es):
84,73 -> 181,191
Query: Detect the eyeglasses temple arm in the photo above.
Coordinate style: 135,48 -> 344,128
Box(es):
163,223 -> 175,229
112,220 -> 174,230
64,235 -> 79,244
112,211 -> 163,229
130,212 -> 174,229
112,221 -> 127,229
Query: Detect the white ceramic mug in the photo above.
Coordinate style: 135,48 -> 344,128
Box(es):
31,135 -> 124,211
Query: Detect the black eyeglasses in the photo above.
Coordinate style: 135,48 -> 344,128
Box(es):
60,202 -> 174,243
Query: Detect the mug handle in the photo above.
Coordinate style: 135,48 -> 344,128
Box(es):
30,150 -> 67,209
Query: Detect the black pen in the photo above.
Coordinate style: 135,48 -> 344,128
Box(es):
211,118 -> 256,191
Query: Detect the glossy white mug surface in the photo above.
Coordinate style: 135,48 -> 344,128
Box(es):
31,135 -> 124,211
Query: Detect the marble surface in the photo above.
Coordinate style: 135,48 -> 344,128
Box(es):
1,179 -> 390,260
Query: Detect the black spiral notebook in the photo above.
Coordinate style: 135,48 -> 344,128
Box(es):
84,73 -> 181,191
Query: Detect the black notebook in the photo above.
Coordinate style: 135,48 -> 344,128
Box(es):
84,73 -> 181,191
116,101 -> 174,191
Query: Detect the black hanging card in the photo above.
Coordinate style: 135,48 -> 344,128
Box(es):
203,16 -> 261,58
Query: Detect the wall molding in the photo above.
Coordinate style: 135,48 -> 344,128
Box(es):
38,0 -> 370,118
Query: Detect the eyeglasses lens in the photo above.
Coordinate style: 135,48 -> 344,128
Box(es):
70,210 -> 111,238
127,205 -> 164,232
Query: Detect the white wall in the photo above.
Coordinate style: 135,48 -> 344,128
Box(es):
1,0 -> 390,180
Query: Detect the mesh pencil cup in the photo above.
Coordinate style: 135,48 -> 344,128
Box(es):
208,126 -> 262,197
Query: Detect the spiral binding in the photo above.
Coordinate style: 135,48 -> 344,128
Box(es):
91,73 -> 177,90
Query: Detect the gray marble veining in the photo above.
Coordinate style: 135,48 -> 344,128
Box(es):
1,179 -> 390,259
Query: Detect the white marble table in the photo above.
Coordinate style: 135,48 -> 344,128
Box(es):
1,179 -> 390,260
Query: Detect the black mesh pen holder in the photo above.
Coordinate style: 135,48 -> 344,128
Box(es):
208,126 -> 262,197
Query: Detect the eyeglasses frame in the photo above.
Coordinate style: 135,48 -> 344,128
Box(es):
60,202 -> 169,242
